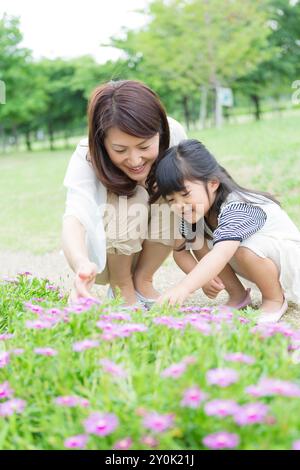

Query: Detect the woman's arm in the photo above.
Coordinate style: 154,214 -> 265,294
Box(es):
61,215 -> 90,273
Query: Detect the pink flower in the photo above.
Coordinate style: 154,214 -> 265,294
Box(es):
239,316 -> 251,324
234,402 -> 269,426
83,412 -> 119,436
69,305 -> 91,314
0,381 -> 14,400
0,333 -> 14,341
191,320 -> 212,335
143,412 -> 175,433
292,440 -> 300,450
203,431 -> 240,449
34,347 -> 57,356
99,359 -> 127,378
117,323 -> 148,335
182,355 -> 197,365
9,348 -> 24,356
72,339 -> 99,352
46,308 -> 63,316
161,362 -> 186,379
180,386 -> 208,408
252,322 -> 295,339
153,316 -> 186,329
100,312 -> 132,322
45,283 -> 59,291
18,271 -> 32,276
25,319 -> 53,329
204,399 -> 240,418
140,435 -> 159,448
0,398 -> 26,416
0,351 -> 10,368
24,302 -> 45,314
64,434 -> 88,449
206,368 -> 239,387
246,377 -> 300,398
55,396 -> 89,407
224,352 -> 255,365
113,437 -> 132,450
96,323 -> 147,338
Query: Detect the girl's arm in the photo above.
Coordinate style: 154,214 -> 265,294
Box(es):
158,240 -> 240,305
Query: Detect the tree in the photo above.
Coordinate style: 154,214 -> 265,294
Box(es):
0,14 -> 47,150
234,0 -> 300,120
108,0 -> 274,128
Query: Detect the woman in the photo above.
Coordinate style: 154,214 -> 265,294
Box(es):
61,80 -> 187,306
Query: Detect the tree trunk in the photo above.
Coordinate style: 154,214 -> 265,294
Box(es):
199,85 -> 207,129
214,85 -> 223,128
182,95 -> 190,131
25,131 -> 32,152
48,122 -> 54,151
251,94 -> 261,121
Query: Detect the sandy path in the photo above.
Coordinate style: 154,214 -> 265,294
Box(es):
1,249 -> 299,328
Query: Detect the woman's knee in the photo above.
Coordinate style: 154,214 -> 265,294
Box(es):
192,238 -> 211,261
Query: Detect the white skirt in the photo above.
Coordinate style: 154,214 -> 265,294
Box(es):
207,233 -> 300,304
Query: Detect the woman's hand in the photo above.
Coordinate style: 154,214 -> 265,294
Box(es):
156,284 -> 190,307
68,259 -> 99,305
202,276 -> 225,299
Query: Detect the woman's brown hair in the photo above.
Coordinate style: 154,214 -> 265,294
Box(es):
87,80 -> 170,197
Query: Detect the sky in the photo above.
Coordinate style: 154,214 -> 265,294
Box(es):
0,0 -> 150,63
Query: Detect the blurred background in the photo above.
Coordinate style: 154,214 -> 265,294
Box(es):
0,0 -> 299,306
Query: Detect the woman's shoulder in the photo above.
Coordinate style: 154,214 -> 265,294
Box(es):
167,116 -> 188,147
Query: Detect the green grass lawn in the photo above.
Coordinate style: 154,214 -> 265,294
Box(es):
0,113 -> 300,254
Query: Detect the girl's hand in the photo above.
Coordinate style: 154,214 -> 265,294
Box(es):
68,259 -> 99,305
156,284 -> 190,307
202,276 -> 225,299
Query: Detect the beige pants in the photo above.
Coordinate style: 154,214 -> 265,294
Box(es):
95,186 -> 178,285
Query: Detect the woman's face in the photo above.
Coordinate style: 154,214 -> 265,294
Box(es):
104,127 -> 160,182
165,179 -> 220,224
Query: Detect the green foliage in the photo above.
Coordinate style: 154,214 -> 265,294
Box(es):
0,274 -> 300,449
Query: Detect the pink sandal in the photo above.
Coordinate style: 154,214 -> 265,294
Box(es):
233,288 -> 252,310
257,295 -> 288,324
221,288 -> 252,311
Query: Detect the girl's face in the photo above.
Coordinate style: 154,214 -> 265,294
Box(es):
104,127 -> 160,183
165,179 -> 220,224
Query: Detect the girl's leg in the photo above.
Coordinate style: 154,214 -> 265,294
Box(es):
133,241 -> 172,298
232,247 -> 284,313
192,239 -> 248,307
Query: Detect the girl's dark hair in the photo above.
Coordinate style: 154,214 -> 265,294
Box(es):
87,79 -> 170,197
153,139 -> 280,250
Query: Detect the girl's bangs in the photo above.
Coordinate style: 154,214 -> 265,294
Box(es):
155,152 -> 187,197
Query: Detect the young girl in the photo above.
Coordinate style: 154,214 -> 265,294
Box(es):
152,139 -> 300,323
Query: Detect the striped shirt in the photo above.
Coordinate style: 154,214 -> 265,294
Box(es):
180,201 -> 267,245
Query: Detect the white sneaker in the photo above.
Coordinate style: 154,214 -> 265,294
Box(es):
106,286 -> 146,309
135,289 -> 157,309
